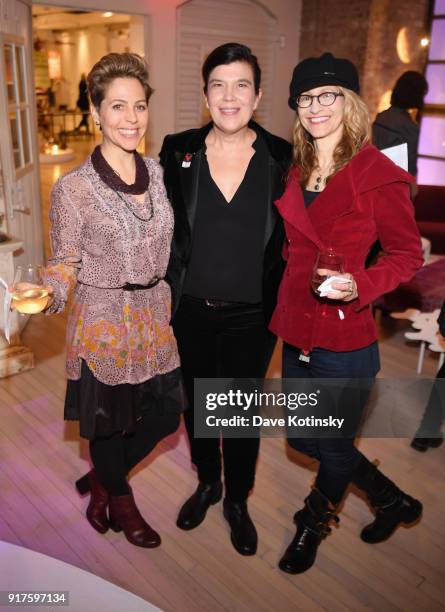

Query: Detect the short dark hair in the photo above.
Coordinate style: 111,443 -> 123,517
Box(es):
391,71 -> 428,110
202,42 -> 261,94
87,53 -> 153,109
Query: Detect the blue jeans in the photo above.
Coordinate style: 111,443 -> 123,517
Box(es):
283,342 -> 380,504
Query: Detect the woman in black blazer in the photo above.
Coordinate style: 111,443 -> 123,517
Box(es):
160,43 -> 291,555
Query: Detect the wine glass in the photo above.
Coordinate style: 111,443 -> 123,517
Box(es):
10,265 -> 51,315
311,249 -> 344,294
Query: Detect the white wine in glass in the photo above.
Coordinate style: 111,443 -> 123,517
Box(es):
11,265 -> 50,314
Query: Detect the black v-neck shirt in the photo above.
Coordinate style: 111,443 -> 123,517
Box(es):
183,135 -> 269,302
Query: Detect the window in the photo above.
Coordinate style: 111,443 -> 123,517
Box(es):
3,41 -> 32,172
418,1 -> 445,185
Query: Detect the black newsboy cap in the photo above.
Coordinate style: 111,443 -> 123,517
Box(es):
288,52 -> 360,109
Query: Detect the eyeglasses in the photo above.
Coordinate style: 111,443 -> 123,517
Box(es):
295,91 -> 344,108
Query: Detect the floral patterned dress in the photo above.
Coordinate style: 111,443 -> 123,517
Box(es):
44,153 -> 184,438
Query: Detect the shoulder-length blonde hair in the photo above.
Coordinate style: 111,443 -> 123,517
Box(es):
291,87 -> 371,187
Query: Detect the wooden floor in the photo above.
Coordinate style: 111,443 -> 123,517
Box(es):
0,141 -> 443,611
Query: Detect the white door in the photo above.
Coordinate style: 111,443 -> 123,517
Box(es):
0,0 -> 44,273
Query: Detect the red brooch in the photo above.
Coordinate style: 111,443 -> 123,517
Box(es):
182,153 -> 192,168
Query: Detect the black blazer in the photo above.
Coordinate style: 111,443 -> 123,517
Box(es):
159,120 -> 292,323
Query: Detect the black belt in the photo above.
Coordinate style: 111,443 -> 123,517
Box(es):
78,279 -> 161,291
183,295 -> 260,309
123,279 -> 161,291
204,298 -> 240,308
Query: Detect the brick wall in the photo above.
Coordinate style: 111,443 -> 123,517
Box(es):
298,0 -> 430,119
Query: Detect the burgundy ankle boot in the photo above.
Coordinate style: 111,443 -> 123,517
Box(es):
75,470 -> 110,534
109,487 -> 161,548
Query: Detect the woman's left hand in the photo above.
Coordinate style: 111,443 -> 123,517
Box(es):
317,269 -> 358,302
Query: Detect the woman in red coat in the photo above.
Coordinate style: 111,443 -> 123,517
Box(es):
270,53 -> 425,574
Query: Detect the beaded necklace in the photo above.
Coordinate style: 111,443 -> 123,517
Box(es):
91,145 -> 149,194
91,145 -> 153,221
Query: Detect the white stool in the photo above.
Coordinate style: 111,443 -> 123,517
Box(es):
421,236 -> 431,264
391,308 -> 444,374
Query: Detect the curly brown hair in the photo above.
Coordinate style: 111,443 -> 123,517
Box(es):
87,53 -> 153,109
291,87 -> 371,187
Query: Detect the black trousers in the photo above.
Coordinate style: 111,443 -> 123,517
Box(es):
173,295 -> 276,502
416,360 -> 445,435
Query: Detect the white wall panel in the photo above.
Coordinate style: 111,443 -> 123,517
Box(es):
176,0 -> 279,131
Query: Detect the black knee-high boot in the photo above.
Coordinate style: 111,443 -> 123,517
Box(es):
351,455 -> 422,543
279,488 -> 339,574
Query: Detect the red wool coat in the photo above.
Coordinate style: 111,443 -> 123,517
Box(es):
269,144 -> 424,352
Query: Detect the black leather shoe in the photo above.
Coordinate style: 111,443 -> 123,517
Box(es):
176,482 -> 222,530
223,498 -> 257,556
411,433 -> 443,452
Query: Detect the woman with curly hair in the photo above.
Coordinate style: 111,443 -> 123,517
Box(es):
271,52 -> 424,574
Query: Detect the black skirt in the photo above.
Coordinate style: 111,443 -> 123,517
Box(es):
64,360 -> 187,440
